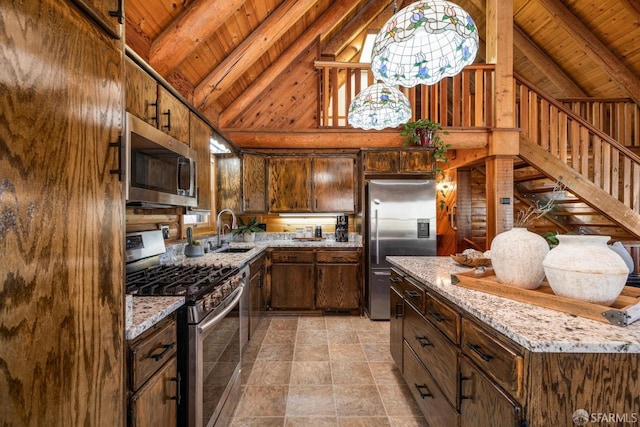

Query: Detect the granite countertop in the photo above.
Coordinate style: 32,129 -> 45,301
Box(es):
387,256 -> 640,353
126,296 -> 184,340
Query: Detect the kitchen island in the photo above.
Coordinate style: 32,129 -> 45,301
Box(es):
388,256 -> 640,427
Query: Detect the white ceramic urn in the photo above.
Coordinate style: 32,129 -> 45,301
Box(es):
490,227 -> 549,289
542,235 -> 628,306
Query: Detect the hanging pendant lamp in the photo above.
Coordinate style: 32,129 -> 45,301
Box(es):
371,0 -> 478,88
347,82 -> 412,130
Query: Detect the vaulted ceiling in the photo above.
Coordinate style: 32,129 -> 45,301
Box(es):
125,0 -> 640,146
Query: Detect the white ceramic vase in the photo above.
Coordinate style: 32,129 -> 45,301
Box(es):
542,235 -> 628,305
490,227 -> 549,289
243,232 -> 256,242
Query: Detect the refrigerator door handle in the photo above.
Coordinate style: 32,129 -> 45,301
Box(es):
375,208 -> 379,265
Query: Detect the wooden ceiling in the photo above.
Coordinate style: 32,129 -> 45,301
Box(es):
125,0 -> 640,146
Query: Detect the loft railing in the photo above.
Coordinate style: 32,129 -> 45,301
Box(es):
515,75 -> 640,213
314,61 -> 495,128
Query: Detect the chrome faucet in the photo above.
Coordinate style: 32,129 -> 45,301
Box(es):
216,208 -> 237,247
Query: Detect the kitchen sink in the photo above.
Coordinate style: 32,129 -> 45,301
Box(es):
213,247 -> 253,253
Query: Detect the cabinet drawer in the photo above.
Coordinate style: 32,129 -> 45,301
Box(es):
404,302 -> 458,405
403,341 -> 458,427
130,316 -> 177,391
424,293 -> 460,344
461,318 -> 523,398
271,250 -> 315,263
403,277 -> 425,312
316,250 -> 360,263
250,254 -> 265,277
390,268 -> 404,292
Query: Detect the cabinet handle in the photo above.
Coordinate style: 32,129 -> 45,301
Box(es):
428,310 -> 444,323
170,372 -> 181,405
149,101 -> 158,125
395,302 -> 403,319
149,343 -> 175,361
108,0 -> 124,24
109,135 -> 124,181
390,277 -> 402,283
415,336 -> 433,348
405,290 -> 420,298
467,343 -> 493,362
162,109 -> 172,131
414,383 -> 433,399
459,374 -> 472,400
450,203 -> 458,231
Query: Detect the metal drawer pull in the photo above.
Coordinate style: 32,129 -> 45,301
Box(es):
390,277 -> 402,283
459,375 -> 472,400
395,302 -> 404,318
428,310 -> 444,322
405,290 -> 420,298
149,343 -> 175,361
170,372 -> 181,405
467,343 -> 493,362
416,336 -> 433,347
414,383 -> 433,399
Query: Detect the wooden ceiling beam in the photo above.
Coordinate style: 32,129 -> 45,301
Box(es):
221,128 -> 489,149
538,0 -> 640,105
149,0 -> 246,76
218,1 -> 363,127
194,0 -> 317,110
513,26 -> 587,97
321,0 -> 391,58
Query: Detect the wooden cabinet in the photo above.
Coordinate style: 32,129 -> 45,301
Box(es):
69,0 -> 122,38
389,279 -> 404,369
128,315 -> 178,427
248,253 -> 266,338
124,58 -> 190,144
459,357 -> 522,427
243,154 -> 268,213
268,248 -> 362,312
190,112 -> 212,211
216,153 -> 242,212
363,149 -> 434,175
269,157 -> 312,212
268,156 -> 356,213
312,157 -> 356,213
269,250 -> 315,309
315,250 -> 360,310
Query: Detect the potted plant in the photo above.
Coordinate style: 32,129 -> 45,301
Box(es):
401,118 -> 451,207
232,217 -> 263,242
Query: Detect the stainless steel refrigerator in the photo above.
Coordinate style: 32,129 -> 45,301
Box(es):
365,179 -> 437,320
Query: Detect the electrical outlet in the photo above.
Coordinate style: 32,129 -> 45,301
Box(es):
160,225 -> 170,239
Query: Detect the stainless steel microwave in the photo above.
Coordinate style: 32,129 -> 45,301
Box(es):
125,112 -> 197,208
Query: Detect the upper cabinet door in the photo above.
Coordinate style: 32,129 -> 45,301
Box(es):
70,0 -> 122,39
157,86 -> 190,144
243,154 -> 267,213
216,154 -> 242,213
125,58 -> 157,126
312,157 -> 355,213
189,113 -> 212,211
269,157 -> 312,212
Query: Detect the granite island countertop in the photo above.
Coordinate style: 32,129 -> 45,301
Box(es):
126,296 -> 184,340
388,256 -> 640,353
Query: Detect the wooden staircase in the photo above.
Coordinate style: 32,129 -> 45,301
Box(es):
514,76 -> 640,241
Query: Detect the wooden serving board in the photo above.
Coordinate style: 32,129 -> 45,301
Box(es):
451,269 -> 640,327
292,237 -> 326,241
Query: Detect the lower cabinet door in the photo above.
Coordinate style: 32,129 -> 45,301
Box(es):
403,341 -> 458,427
270,263 -> 314,309
129,358 -> 178,427
460,356 -> 522,427
390,286 -> 404,370
315,263 -> 359,309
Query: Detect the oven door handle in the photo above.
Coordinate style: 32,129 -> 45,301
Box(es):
197,284 -> 244,334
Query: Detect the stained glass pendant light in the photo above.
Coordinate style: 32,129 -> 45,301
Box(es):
371,0 -> 478,88
347,82 -> 412,130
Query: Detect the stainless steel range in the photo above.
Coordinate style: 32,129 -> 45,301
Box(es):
126,230 -> 247,427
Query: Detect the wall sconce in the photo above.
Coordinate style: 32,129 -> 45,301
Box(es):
437,176 -> 455,196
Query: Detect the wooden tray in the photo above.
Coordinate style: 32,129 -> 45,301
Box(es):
451,269 -> 640,327
292,237 -> 326,241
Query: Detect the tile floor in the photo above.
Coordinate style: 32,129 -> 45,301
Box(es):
230,315 -> 428,426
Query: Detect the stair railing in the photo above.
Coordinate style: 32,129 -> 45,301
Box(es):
515,74 -> 640,214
